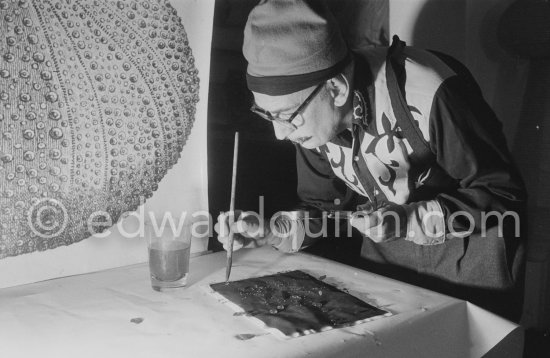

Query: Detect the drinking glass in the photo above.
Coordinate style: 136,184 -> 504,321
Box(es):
146,222 -> 191,291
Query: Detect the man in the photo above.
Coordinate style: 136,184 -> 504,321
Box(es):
215,0 -> 526,320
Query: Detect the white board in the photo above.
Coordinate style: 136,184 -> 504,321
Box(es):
0,0 -> 214,289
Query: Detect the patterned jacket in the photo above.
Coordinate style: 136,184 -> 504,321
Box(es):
288,37 -> 526,289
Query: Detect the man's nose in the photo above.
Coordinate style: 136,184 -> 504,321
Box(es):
272,122 -> 293,140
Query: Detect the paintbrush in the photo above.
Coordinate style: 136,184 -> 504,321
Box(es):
225,132 -> 239,283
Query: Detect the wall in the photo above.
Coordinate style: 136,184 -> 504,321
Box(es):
389,0 -> 529,144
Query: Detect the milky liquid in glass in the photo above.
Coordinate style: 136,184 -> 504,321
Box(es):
148,241 -> 190,291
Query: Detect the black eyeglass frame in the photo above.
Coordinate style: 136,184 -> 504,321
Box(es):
250,82 -> 325,130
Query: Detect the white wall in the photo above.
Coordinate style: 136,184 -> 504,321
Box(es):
0,0 -> 214,289
389,0 -> 529,144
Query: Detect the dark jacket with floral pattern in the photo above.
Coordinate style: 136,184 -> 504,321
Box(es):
294,39 -> 526,290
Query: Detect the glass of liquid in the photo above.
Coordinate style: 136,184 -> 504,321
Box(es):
146,222 -> 191,291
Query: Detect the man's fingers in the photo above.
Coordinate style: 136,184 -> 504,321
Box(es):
217,211 -> 254,251
216,212 -> 228,237
350,211 -> 386,242
217,228 -> 246,251
217,233 -> 227,245
230,220 -> 251,234
217,211 -> 266,249
350,212 -> 379,232
350,215 -> 368,232
217,211 -> 247,236
231,215 -> 264,238
222,236 -> 244,252
217,221 -> 249,238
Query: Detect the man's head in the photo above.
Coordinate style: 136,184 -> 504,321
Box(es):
243,0 -> 354,148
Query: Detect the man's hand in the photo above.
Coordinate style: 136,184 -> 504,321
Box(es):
214,211 -> 280,252
349,208 -> 403,243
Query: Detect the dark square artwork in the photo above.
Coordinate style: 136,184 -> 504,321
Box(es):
210,270 -> 390,338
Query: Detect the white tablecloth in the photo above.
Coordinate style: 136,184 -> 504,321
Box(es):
0,247 -> 523,358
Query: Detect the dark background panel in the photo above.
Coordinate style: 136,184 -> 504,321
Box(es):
207,0 -> 298,252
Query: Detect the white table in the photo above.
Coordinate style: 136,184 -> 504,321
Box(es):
0,247 -> 523,358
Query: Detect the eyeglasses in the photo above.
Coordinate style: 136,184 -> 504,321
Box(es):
250,82 -> 324,131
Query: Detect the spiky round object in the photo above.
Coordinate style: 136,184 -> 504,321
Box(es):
0,0 -> 199,258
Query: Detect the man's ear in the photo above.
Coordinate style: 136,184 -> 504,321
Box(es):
327,73 -> 350,107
